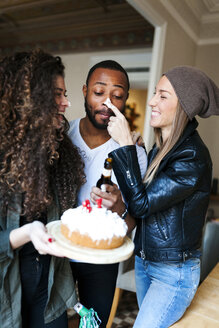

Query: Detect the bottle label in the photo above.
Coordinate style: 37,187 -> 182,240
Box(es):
74,302 -> 89,316
101,185 -> 106,192
102,168 -> 112,177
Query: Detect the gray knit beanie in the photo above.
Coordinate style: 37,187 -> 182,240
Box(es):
164,66 -> 219,120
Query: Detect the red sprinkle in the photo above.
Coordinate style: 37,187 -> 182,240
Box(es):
85,199 -> 91,206
82,201 -> 87,207
96,198 -> 102,208
87,204 -> 92,213
48,238 -> 53,243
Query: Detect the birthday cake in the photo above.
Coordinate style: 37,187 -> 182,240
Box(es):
60,199 -> 128,249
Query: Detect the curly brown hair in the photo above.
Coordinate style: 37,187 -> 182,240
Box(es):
0,49 -> 85,220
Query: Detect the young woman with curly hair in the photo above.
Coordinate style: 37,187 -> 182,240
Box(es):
0,49 -> 85,328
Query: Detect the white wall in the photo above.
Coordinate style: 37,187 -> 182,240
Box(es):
56,52 -> 90,121
195,44 -> 219,216
196,44 -> 219,180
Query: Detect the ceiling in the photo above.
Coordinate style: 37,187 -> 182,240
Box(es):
0,0 -> 154,57
161,0 -> 219,44
0,0 -> 218,58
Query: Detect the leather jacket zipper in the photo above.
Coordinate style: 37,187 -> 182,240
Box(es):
140,219 -> 146,260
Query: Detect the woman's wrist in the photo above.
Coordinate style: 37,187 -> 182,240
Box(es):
120,204 -> 128,220
9,223 -> 32,249
119,137 -> 134,147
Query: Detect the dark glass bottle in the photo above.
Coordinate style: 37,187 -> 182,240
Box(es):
96,157 -> 113,191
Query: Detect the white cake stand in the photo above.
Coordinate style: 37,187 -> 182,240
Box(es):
46,221 -> 134,264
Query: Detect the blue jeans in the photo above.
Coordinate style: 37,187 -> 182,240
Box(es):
134,255 -> 200,328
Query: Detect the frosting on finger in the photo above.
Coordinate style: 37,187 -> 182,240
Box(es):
103,98 -> 118,111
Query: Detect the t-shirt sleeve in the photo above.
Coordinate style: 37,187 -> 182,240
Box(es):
136,145 -> 147,178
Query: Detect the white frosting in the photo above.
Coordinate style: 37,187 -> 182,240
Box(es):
61,205 -> 128,242
103,98 -> 118,111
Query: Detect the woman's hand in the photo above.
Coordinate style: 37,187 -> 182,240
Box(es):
131,131 -> 145,148
10,221 -> 64,257
90,183 -> 125,216
90,183 -> 137,234
29,221 -> 63,257
107,106 -> 134,146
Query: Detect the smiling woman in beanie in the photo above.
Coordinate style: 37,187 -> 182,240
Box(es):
101,66 -> 219,327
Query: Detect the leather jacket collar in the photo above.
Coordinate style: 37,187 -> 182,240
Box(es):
149,118 -> 199,174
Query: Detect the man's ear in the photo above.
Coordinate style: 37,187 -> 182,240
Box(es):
82,84 -> 87,98
126,92 -> 129,101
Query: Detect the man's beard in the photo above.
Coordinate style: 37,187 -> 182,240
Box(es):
84,99 -> 111,130
84,98 -> 125,130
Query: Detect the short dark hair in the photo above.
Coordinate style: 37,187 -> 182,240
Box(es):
86,60 -> 130,90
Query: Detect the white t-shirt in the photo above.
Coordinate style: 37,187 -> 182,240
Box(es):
68,118 -> 147,205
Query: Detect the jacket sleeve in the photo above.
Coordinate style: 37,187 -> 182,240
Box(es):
0,194 -> 21,262
0,228 -> 15,262
109,145 -> 148,218
109,145 -> 211,219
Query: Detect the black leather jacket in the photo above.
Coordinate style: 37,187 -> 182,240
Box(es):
109,119 -> 212,262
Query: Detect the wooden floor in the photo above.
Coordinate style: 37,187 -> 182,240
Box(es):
171,262 -> 219,327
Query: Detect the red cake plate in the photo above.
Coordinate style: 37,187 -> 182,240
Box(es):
46,221 -> 134,264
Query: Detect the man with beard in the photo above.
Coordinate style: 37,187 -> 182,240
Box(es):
68,60 -> 147,327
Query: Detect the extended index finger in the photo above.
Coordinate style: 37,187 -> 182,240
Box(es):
110,105 -> 124,118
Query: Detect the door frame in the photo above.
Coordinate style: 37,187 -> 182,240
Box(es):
127,0 -> 167,151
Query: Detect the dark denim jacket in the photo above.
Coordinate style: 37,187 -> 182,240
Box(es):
0,193 -> 76,328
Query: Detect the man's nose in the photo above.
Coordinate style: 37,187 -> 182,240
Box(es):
103,97 -> 113,106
